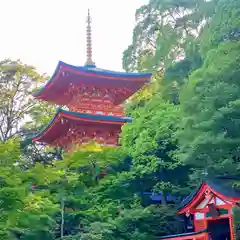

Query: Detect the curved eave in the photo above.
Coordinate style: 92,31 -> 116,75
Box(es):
177,180 -> 240,214
33,61 -> 62,98
33,61 -> 152,98
32,109 -> 132,142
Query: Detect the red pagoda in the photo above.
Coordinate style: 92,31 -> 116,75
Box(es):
32,10 -> 152,149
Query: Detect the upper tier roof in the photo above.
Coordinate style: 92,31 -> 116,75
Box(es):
32,108 -> 132,147
33,61 -> 152,105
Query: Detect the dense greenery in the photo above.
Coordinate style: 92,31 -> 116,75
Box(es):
0,0 -> 240,239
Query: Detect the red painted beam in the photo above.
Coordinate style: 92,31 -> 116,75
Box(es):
160,232 -> 208,240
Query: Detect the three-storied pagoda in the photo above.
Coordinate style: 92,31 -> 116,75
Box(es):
32,10 -> 152,150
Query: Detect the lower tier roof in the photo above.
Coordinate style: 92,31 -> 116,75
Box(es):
32,109 -> 132,148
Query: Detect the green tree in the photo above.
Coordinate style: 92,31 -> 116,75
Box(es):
0,59 -> 46,142
122,93 -> 190,201
178,0 -> 240,186
0,139 -> 60,239
122,0 -> 212,72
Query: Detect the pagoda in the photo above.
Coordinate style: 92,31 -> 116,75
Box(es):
32,10 -> 152,150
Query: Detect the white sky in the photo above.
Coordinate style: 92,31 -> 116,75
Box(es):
0,0 -> 148,75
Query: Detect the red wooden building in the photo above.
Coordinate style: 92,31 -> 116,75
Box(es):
160,179 -> 240,240
32,10 -> 152,149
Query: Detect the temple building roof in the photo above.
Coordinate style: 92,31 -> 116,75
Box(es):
32,108 -> 132,147
177,178 -> 240,214
33,61 -> 152,106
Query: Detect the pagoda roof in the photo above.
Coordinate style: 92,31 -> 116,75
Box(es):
177,178 -> 240,214
32,108 -> 132,145
33,61 -> 152,105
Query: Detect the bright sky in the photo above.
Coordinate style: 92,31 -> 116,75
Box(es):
0,0 -> 148,75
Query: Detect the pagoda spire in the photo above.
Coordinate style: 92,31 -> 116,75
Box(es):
85,9 -> 95,67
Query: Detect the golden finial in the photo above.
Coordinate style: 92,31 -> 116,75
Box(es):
85,9 -> 95,67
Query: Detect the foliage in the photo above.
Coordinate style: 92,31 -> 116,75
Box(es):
0,139 -> 59,239
76,205 -> 181,240
122,0 -> 213,72
200,0 -> 240,55
121,94 -> 190,200
0,59 -> 58,165
178,0 -> 240,185
0,59 -> 46,142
